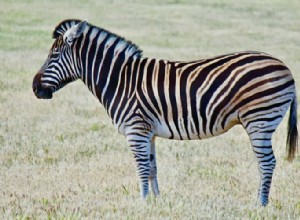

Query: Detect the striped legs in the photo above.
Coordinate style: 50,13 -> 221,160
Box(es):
150,137 -> 159,195
252,136 -> 276,206
247,125 -> 277,206
126,124 -> 159,198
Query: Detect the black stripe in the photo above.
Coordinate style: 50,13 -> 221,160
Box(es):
253,150 -> 274,157
252,145 -> 272,149
157,60 -> 174,138
86,30 -> 99,88
251,138 -> 272,141
168,62 -> 182,139
109,52 -> 127,119
179,64 -> 190,139
241,99 -> 291,118
129,58 -> 140,96
93,46 -> 107,98
115,61 -> 132,123
102,39 -> 123,109
146,59 -> 161,115
245,115 -> 283,129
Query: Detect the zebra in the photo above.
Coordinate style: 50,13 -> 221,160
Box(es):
32,19 -> 298,206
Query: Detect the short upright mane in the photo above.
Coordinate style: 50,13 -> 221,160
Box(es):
52,19 -> 82,39
52,19 -> 143,58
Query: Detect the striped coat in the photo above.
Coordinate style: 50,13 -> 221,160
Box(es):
32,19 -> 298,206
115,53 -> 295,140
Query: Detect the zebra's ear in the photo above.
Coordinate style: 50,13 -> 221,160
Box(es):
63,21 -> 88,45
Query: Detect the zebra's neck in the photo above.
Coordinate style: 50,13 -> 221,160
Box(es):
74,24 -> 142,118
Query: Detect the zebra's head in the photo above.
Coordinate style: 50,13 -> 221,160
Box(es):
32,19 -> 87,99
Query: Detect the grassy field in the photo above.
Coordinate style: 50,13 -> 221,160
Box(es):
1,0 -> 300,219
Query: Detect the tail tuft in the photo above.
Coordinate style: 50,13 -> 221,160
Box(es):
287,95 -> 298,162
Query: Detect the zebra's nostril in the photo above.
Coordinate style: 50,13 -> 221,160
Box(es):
32,72 -> 42,93
33,85 -> 37,93
32,82 -> 39,93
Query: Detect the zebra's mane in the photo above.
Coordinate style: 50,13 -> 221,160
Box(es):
52,19 -> 143,58
52,19 -> 82,39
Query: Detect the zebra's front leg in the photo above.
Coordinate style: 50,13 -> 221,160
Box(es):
149,137 -> 159,196
126,128 -> 153,198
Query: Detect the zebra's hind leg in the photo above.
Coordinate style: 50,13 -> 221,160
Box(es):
149,137 -> 159,196
247,128 -> 276,206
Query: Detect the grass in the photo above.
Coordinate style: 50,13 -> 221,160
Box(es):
1,0 -> 300,218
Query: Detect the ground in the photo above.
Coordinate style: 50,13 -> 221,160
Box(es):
1,0 -> 300,219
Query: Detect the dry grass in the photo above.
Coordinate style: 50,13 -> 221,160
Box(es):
1,0 -> 300,219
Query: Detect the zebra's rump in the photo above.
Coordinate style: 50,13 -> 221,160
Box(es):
138,51 -> 295,140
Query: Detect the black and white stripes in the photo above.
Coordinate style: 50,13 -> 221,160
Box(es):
33,19 -> 298,206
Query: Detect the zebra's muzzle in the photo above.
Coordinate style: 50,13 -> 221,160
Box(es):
32,73 -> 53,99
33,87 -> 53,99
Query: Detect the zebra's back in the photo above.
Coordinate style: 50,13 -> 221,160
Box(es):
136,51 -> 295,140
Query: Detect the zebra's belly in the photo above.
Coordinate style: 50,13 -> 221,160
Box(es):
154,117 -> 237,140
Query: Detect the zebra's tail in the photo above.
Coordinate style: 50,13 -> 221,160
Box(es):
286,95 -> 298,162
